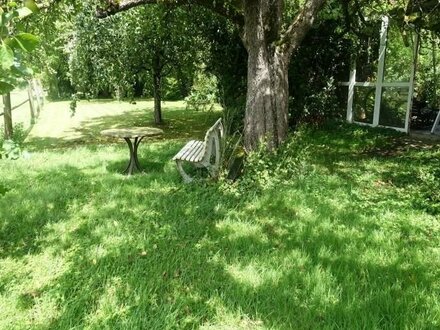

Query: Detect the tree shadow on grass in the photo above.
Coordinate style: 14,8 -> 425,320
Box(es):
25,106 -> 221,151
289,123 -> 440,216
12,170 -> 436,329
0,166 -> 92,259
3,122 -> 440,329
104,160 -> 167,174
103,140 -> 181,174
203,190 -> 440,328
31,178 -> 237,329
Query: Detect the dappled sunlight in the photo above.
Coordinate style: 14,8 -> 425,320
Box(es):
216,220 -> 267,243
0,250 -> 68,329
201,296 -> 265,329
1,112 -> 440,328
25,100 -> 221,150
225,263 -> 272,289
84,276 -> 130,327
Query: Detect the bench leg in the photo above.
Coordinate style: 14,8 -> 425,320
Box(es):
175,160 -> 193,183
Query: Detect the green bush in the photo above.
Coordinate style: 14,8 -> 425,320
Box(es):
185,71 -> 218,111
0,123 -> 27,159
0,139 -> 21,160
289,19 -> 350,126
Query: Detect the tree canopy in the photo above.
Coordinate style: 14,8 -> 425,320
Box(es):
4,0 -> 438,149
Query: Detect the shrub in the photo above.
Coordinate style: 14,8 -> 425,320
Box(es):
185,71 -> 218,112
0,123 -> 27,159
0,140 -> 21,160
289,19 -> 350,126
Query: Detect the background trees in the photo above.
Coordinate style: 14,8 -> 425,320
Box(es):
6,0 -> 438,149
68,4 -> 205,124
97,0 -> 328,151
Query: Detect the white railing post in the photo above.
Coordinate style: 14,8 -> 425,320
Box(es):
405,33 -> 419,133
347,65 -> 356,123
373,16 -> 389,127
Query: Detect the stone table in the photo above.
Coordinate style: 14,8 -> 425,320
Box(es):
101,127 -> 163,175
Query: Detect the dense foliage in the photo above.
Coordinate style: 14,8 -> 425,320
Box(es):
6,0 -> 439,133
0,1 -> 39,94
72,6 -> 199,99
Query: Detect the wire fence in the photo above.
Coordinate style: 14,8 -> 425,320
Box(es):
1,80 -> 45,139
0,90 -> 32,133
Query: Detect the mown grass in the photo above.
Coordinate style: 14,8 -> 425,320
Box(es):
0,103 -> 439,329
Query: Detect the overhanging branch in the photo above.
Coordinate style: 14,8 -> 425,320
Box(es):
280,0 -> 327,58
96,0 -> 244,26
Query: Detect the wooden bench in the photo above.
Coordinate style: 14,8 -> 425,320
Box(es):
173,118 -> 224,183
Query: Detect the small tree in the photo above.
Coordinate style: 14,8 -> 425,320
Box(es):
69,4 -> 202,124
0,1 -> 39,94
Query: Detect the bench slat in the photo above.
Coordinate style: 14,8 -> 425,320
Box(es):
182,142 -> 204,162
173,140 -> 205,161
187,142 -> 205,162
180,140 -> 197,159
174,140 -> 197,160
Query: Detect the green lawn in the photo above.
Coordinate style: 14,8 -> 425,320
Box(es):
1,102 -> 440,329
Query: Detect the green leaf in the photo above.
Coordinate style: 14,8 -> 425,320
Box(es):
16,7 -> 33,18
0,43 -> 14,70
0,81 -> 15,94
11,63 -> 33,77
24,0 -> 39,13
3,10 -> 19,23
10,33 -> 39,52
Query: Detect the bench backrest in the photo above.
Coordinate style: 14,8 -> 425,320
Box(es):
202,118 -> 223,162
204,118 -> 223,143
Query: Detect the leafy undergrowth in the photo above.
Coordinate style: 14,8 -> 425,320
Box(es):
0,114 -> 439,329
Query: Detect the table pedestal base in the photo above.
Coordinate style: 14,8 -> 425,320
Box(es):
123,136 -> 144,175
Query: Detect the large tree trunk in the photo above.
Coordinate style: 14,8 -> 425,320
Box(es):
241,0 -> 326,151
242,0 -> 289,151
244,45 -> 289,150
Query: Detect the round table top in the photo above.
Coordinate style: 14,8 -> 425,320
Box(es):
101,127 -> 164,138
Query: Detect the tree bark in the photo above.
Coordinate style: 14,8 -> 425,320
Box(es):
153,73 -> 162,124
27,86 -> 36,125
243,40 -> 290,150
152,53 -> 163,124
2,93 -> 13,140
241,0 -> 325,151
242,0 -> 289,151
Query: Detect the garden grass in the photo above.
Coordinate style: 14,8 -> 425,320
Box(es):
0,102 -> 440,329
